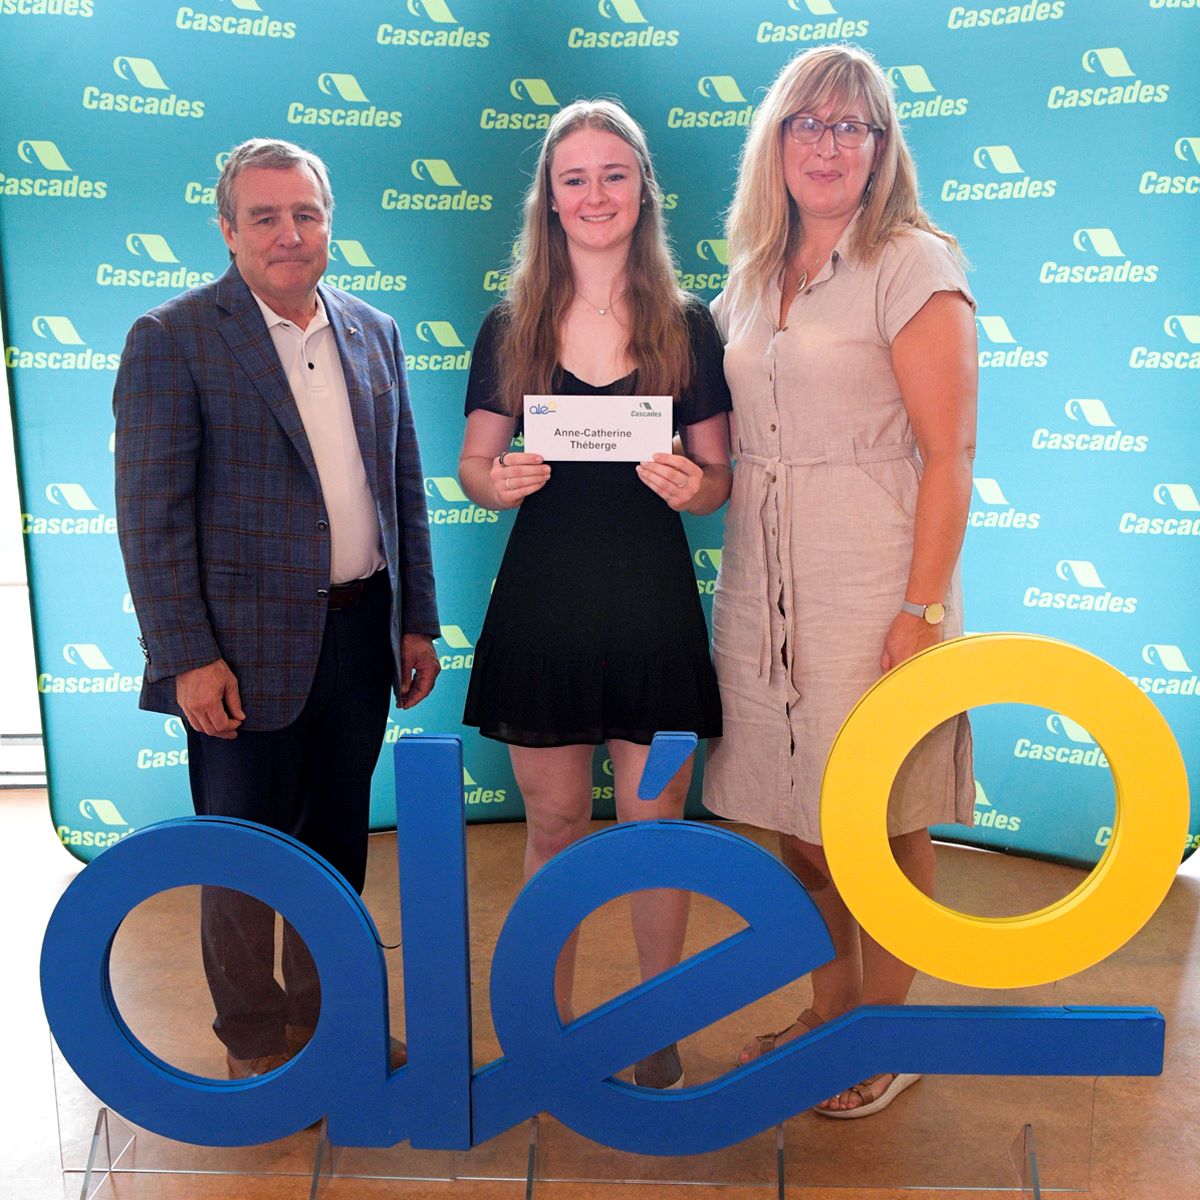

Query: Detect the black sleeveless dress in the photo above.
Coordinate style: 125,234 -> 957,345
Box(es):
461,301 -> 730,747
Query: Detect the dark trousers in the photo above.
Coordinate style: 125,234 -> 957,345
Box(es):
186,571 -> 394,1059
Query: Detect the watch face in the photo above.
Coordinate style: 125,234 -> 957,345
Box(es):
925,603 -> 946,625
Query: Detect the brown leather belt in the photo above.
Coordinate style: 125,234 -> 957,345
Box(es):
327,569 -> 385,612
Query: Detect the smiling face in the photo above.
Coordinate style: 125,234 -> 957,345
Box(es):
219,164 -> 330,317
548,126 -> 643,259
781,98 -> 880,230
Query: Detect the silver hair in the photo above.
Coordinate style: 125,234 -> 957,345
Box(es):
214,138 -> 334,226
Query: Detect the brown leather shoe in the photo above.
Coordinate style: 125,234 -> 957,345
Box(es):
225,1051 -> 290,1080
286,1023 -> 407,1069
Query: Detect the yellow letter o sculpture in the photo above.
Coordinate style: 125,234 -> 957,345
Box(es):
820,634 -> 1190,989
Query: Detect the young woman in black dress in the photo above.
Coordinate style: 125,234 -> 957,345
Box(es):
457,100 -> 732,1089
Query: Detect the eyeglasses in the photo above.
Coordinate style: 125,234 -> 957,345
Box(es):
783,114 -> 882,149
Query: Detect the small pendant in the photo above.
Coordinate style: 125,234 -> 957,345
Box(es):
597,307 -> 608,316
795,269 -> 809,293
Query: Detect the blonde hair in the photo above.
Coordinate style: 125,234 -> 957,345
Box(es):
724,44 -> 959,318
496,99 -> 691,416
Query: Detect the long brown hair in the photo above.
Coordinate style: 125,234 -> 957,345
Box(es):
497,99 -> 691,416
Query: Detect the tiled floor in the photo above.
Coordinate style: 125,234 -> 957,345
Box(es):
5,787 -> 1198,1199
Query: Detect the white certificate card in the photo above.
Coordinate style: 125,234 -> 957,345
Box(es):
523,395 -> 672,461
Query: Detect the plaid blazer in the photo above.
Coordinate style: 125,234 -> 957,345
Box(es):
114,263 -> 439,731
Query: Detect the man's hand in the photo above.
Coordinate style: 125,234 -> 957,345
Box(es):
399,634 -> 440,709
176,659 -> 245,738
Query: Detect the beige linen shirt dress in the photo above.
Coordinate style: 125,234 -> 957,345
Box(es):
703,224 -> 976,844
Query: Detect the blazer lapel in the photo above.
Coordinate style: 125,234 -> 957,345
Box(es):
214,265 -> 320,486
321,284 -> 380,497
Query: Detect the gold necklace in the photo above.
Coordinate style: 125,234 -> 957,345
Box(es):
577,289 -> 623,317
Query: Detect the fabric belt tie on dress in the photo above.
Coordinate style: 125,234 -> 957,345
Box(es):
737,438 -> 918,696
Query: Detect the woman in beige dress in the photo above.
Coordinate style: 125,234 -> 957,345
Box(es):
703,44 -> 978,1117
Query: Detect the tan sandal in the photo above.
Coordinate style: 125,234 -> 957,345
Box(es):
735,1007 -> 824,1066
815,1072 -> 921,1119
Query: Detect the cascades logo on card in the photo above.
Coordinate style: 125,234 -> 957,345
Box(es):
1048,47 -> 1169,110
58,797 -> 134,851
886,64 -> 968,119
756,0 -> 868,44
1129,314 -> 1200,369
424,476 -> 498,526
137,716 -> 189,770
287,72 -> 401,129
24,481 -> 117,535
667,75 -> 756,130
694,548 -> 722,596
377,0 -> 491,48
40,643 -> 142,696
1139,136 -> 1200,196
969,478 -> 1039,530
406,321 -> 471,372
463,764 -> 506,808
941,145 -> 1055,203
976,315 -> 1048,368
947,1 -> 1065,30
437,625 -> 475,670
176,0 -> 295,39
96,233 -> 215,290
382,158 -> 493,213
1,138 -> 107,199
1014,712 -> 1108,770
1039,228 -> 1158,285
83,55 -> 206,119
1119,483 -> 1200,538
569,0 -> 681,49
322,240 -> 406,293
481,79 -> 560,131
678,239 -> 728,293
6,315 -> 120,372
1128,643 -> 1200,699
1031,398 -> 1148,454
972,779 -> 1022,833
1022,559 -> 1137,615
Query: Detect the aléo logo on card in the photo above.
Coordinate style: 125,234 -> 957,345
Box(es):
0,139 -> 107,199
175,0 -> 295,39
693,547 -> 722,595
1129,314 -> 1200,369
1128,643 -> 1200,700
569,0 -> 681,49
1138,136 -> 1200,196
136,716 -> 190,771
1039,228 -> 1159,285
481,79 -> 561,132
287,72 -> 402,129
667,75 -> 756,130
5,315 -> 119,372
678,239 -> 728,293
96,233 -> 216,290
23,482 -> 117,536
83,56 -> 205,119
57,797 -> 134,852
1119,483 -> 1200,538
1031,398 -> 1148,454
40,642 -> 143,696
941,145 -> 1055,203
382,159 -> 493,212
424,476 -> 499,526
1048,47 -> 1169,110
322,240 -> 407,294
1013,713 -> 1108,771
437,625 -> 475,671
378,0 -> 491,48
406,321 -> 472,372
756,0 -> 868,44
1023,558 -> 1138,615
969,477 -> 1040,530
947,1 -> 1065,31
886,64 -> 968,120
976,315 -> 1048,369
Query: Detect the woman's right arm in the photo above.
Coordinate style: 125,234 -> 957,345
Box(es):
458,409 -> 550,510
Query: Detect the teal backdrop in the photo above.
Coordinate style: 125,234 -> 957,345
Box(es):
1,0 -> 1196,865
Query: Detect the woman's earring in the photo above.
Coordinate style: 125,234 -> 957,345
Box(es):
860,171 -> 875,209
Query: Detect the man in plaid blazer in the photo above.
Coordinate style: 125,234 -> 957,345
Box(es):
114,139 -> 440,1079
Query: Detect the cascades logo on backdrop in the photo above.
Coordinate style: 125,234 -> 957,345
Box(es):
941,145 -> 1055,203
82,55 -> 206,119
969,478 -> 1040,530
286,72 -> 402,129
1119,484 -> 1200,538
679,238 -> 728,293
1,0 -> 94,16
976,315 -> 1049,369
1031,398 -> 1149,454
1039,228 -> 1159,286
693,547 -> 721,596
5,316 -> 119,372
136,717 -> 189,771
23,482 -> 116,536
463,763 -> 506,808
424,476 -> 498,527
407,320 -> 471,371
972,779 -> 1023,832
437,625 -> 475,671
96,233 -> 215,291
39,642 -> 142,696
1132,644 -> 1200,699
886,64 -> 968,119
1129,314 -> 1200,370
1047,47 -> 1169,110
1,139 -> 107,199
322,240 -> 407,294
1014,714 -> 1107,772
1139,136 -> 1200,196
377,0 -> 492,48
481,79 -> 561,131
667,75 -> 756,129
1023,559 -> 1138,616
947,2 -> 1065,31
57,797 -> 132,851
755,0 -> 869,44
568,0 -> 682,49
174,0 -> 297,40
382,159 -> 493,213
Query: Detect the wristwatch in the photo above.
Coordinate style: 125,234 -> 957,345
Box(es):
901,599 -> 947,625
